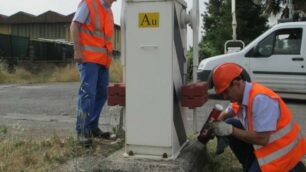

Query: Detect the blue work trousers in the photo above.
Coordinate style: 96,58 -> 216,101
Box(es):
76,63 -> 109,134
225,118 -> 260,172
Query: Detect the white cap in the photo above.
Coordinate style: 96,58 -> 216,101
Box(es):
214,104 -> 223,111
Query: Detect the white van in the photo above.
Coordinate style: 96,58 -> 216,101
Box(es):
197,21 -> 306,98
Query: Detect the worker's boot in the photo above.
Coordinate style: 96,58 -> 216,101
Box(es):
91,128 -> 111,139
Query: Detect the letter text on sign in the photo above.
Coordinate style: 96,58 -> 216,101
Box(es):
139,12 -> 159,28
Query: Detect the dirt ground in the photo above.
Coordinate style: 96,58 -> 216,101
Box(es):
0,83 -> 305,171
0,108 -> 124,172
0,83 -> 125,171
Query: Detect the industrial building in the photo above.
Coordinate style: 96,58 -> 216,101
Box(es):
0,11 -> 121,55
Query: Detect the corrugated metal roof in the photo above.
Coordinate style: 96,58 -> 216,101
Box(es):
2,11 -> 73,24
36,11 -> 72,23
0,14 -> 7,18
0,11 -> 119,27
0,14 -> 8,23
66,12 -> 75,20
7,11 -> 36,24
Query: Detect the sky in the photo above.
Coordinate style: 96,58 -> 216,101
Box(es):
1,0 -> 207,46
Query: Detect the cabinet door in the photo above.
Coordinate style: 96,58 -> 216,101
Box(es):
125,1 -> 173,147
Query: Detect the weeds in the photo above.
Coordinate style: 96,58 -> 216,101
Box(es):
0,126 -> 7,134
0,134 -> 74,171
205,138 -> 242,172
0,59 -> 123,84
0,59 -> 124,171
109,59 -> 123,83
0,131 -> 123,172
49,63 -> 79,82
0,122 -> 124,172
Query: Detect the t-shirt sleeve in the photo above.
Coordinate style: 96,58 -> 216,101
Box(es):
224,104 -> 235,117
72,0 -> 90,24
225,104 -> 232,113
252,94 -> 280,132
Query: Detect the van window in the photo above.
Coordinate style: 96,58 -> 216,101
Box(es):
256,33 -> 274,56
254,28 -> 302,57
274,28 -> 302,54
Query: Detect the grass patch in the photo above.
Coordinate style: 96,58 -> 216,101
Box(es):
49,64 -> 79,82
0,135 -> 77,172
187,133 -> 242,171
0,59 -> 123,84
0,126 -> 7,134
0,132 -> 123,172
109,59 -> 123,83
205,138 -> 242,172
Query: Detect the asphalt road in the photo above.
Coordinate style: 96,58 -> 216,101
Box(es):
0,82 -> 305,139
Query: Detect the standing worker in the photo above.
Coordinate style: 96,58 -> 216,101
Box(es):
70,0 -> 117,146
210,63 -> 306,172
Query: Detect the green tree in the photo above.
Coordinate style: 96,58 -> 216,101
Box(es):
200,0 -> 268,58
254,0 -> 305,16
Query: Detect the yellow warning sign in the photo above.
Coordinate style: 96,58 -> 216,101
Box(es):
139,12 -> 159,28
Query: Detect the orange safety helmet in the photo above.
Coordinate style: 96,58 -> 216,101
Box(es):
212,63 -> 243,94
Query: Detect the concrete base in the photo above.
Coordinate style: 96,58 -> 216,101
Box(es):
98,141 -> 209,172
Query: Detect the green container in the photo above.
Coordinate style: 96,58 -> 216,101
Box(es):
0,34 -> 11,57
30,40 -> 73,62
11,35 -> 29,58
0,34 -> 29,61
61,43 -> 74,62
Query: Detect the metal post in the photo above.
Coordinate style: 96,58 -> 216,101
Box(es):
192,0 -> 199,133
232,0 -> 237,40
288,0 -> 293,19
120,0 -> 126,83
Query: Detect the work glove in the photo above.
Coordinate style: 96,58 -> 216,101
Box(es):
212,121 -> 233,136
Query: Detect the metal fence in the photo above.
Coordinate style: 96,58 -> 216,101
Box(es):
0,33 -> 121,63
30,39 -> 74,63
0,33 -> 73,63
0,34 -> 29,60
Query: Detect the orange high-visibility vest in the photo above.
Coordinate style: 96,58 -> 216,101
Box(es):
79,0 -> 113,68
247,83 -> 306,172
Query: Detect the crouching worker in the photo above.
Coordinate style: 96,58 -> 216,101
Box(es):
210,63 -> 306,172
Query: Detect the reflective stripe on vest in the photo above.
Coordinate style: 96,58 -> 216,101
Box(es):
254,120 -> 295,150
83,45 -> 113,58
257,132 -> 303,166
84,45 -> 107,54
88,0 -> 112,43
92,0 -> 100,31
80,28 -> 112,42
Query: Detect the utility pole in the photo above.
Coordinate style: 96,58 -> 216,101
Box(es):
224,0 -> 245,54
231,0 -> 237,40
288,0 -> 293,19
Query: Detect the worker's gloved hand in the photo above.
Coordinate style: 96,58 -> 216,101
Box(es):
212,121 -> 233,136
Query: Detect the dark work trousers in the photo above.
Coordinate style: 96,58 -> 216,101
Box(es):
224,118 -> 260,172
76,63 -> 109,134
225,118 -> 305,172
